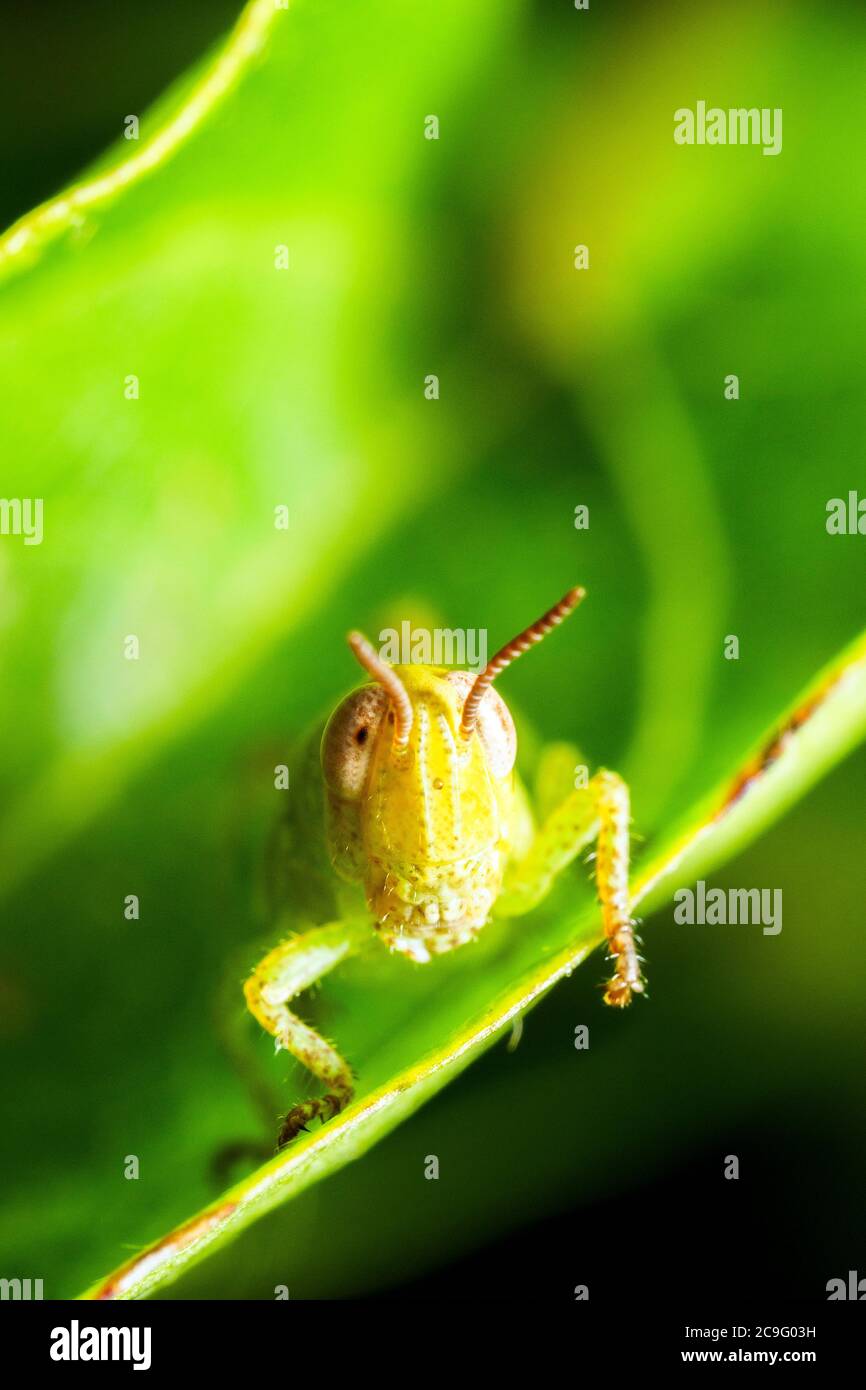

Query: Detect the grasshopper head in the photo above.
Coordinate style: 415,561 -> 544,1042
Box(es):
320,588 -> 584,960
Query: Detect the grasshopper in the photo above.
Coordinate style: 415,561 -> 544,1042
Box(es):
245,587 -> 644,1148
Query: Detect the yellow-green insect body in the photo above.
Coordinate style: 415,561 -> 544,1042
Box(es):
245,588 -> 644,1148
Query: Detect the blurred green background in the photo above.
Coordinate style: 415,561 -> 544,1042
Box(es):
0,0 -> 864,1300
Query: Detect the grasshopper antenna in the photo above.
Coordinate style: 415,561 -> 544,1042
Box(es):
460,587 -> 586,739
347,630 -> 414,751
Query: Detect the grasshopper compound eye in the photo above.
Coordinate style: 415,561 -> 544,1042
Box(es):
320,686 -> 388,801
444,673 -> 516,778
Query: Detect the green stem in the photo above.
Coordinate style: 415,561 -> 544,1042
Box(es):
0,0 -> 286,284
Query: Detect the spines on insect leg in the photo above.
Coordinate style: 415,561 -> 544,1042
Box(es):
593,769 -> 645,1007
272,1013 -> 355,1147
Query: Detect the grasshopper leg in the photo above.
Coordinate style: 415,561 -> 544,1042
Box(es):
244,918 -> 370,1148
498,767 -> 645,1006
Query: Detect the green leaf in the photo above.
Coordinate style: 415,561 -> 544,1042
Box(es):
3,0 -> 864,1304
79,627 -> 866,1298
0,0 -> 515,894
